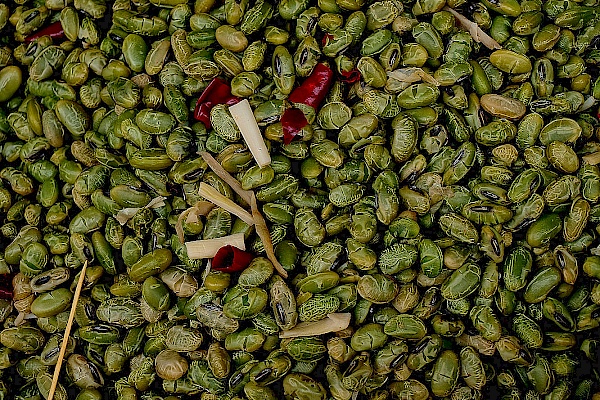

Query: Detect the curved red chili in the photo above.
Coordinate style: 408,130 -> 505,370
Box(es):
24,21 -> 65,43
288,63 -> 334,109
0,274 -> 13,300
193,78 -> 240,129
212,245 -> 254,272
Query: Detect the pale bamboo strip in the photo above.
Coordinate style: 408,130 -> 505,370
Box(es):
175,201 -> 215,244
251,194 -> 288,278
185,233 -> 247,259
444,6 -> 502,50
279,313 -> 351,338
48,261 -> 88,400
199,151 -> 253,204
229,99 -> 271,168
115,196 -> 166,225
198,183 -> 255,225
197,151 -> 287,278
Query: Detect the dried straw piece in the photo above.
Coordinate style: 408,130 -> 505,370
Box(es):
580,95 -> 596,112
198,183 -> 255,225
47,261 -> 88,400
199,151 -> 253,204
250,194 -> 287,279
582,152 -> 600,165
279,313 -> 351,338
444,6 -> 502,50
229,99 -> 271,168
115,196 -> 166,225
185,233 -> 247,259
114,104 -> 126,115
175,201 -> 215,244
387,67 -> 439,85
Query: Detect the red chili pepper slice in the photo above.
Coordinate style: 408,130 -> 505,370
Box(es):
0,274 -> 13,300
24,21 -> 65,43
339,68 -> 361,84
212,245 -> 254,272
193,78 -> 240,129
288,63 -> 334,109
281,108 -> 309,145
321,33 -> 334,47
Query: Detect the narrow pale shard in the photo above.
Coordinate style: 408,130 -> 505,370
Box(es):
198,182 -> 255,226
279,313 -> 351,338
229,99 -> 271,168
185,233 -> 246,259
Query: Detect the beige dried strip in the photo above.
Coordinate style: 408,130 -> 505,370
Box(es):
185,233 -> 247,259
14,312 -> 25,326
114,104 -> 126,116
199,151 -> 253,204
229,99 -> 271,168
48,261 -> 88,400
582,152 -> 600,165
279,313 -> 351,338
187,202 -> 216,223
387,67 -> 439,85
198,183 -> 255,226
201,259 -> 213,285
580,95 -> 597,112
251,195 -> 287,279
115,196 -> 166,225
444,6 -> 502,50
175,201 -> 215,244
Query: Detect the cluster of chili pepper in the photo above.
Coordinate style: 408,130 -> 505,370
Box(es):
282,62 -> 361,143
282,62 -> 334,144
193,63 -> 360,145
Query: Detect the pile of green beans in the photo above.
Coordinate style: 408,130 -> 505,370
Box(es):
1,0 -> 600,399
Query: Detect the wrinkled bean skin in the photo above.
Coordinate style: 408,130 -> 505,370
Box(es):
0,66 -> 23,102
430,350 -> 459,397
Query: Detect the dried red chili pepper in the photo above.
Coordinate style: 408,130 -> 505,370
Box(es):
288,63 -> 334,108
0,274 -> 13,300
321,33 -> 334,47
24,21 -> 65,43
339,68 -> 361,84
282,63 -> 334,144
212,245 -> 254,272
193,78 -> 240,129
